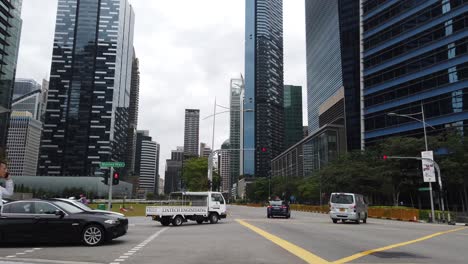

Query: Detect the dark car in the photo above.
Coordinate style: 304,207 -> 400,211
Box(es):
49,198 -> 125,217
267,200 -> 290,218
0,199 -> 128,246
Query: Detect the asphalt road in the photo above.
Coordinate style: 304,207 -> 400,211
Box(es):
0,205 -> 466,264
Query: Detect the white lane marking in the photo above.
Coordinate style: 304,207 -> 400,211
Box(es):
0,257 -> 104,264
110,227 -> 169,264
3,248 -> 43,259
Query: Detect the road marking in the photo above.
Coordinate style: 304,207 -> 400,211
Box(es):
332,227 -> 467,264
110,227 -> 169,264
3,248 -> 42,259
0,257 -> 103,264
236,219 -> 330,264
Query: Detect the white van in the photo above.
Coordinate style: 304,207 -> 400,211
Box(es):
329,192 -> 368,224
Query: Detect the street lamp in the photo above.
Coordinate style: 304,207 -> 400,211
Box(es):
387,102 -> 437,222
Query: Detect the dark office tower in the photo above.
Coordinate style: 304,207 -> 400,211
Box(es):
244,0 -> 284,177
12,79 -> 43,120
171,146 -> 184,161
284,85 -> 303,149
135,130 -> 158,194
0,0 -> 22,152
305,0 -> 361,151
362,1 -> 468,145
184,109 -> 200,157
38,0 -> 135,176
125,50 -> 140,179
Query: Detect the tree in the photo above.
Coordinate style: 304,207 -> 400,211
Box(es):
182,157 -> 209,191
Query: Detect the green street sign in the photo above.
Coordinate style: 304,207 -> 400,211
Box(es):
100,161 -> 125,168
418,187 -> 431,191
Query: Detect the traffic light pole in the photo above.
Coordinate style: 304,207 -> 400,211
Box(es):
107,166 -> 113,211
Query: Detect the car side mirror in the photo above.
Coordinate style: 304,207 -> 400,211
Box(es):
55,210 -> 65,217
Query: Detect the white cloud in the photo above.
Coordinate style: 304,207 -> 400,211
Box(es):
16,0 -> 306,179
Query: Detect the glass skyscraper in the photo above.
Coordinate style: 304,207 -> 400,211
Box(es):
362,0 -> 468,144
305,0 -> 361,151
0,0 -> 22,152
229,78 -> 242,187
244,0 -> 284,177
284,85 -> 303,149
39,0 -> 135,176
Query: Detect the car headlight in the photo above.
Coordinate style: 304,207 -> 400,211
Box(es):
104,219 -> 120,225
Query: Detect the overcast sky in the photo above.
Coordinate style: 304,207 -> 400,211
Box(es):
16,0 -> 306,178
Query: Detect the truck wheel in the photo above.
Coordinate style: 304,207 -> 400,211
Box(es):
172,216 -> 183,226
196,219 -> 204,224
209,213 -> 219,224
161,219 -> 170,226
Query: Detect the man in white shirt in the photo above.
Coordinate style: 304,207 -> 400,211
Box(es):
0,161 -> 14,206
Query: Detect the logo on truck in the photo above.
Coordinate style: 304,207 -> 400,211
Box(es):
161,207 -> 207,213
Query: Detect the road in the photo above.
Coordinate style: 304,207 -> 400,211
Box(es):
0,205 -> 466,264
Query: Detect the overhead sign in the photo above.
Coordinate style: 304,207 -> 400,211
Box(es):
421,151 -> 436,183
100,161 -> 125,168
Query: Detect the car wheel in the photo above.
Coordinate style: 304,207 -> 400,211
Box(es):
209,213 -> 219,224
356,213 -> 361,224
363,213 -> 367,224
172,216 -> 183,226
267,214 -> 271,218
332,219 -> 338,223
286,214 -> 290,219
82,224 -> 105,246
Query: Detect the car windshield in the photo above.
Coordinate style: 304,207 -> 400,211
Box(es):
331,194 -> 354,204
52,200 -> 85,214
269,200 -> 284,206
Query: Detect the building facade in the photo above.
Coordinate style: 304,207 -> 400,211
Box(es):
199,142 -> 211,158
164,159 -> 182,194
284,85 -> 303,149
6,111 -> 42,176
38,0 -> 135,176
220,139 -> 231,192
362,0 -> 468,144
171,146 -> 184,161
184,109 -> 200,157
306,0 -> 361,151
11,80 -> 43,121
0,0 -> 22,151
244,0 -> 284,178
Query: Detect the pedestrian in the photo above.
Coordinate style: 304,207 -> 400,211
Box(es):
0,160 -> 14,207
78,194 -> 88,205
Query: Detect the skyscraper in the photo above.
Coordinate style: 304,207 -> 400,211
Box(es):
229,77 -> 242,187
0,0 -> 22,152
362,0 -> 468,145
220,139 -> 231,192
38,0 -> 135,176
125,50 -> 140,179
284,85 -> 303,149
11,79 -> 43,121
199,142 -> 211,158
244,0 -> 284,177
184,109 -> 200,157
135,130 -> 158,194
6,111 -> 41,176
305,0 -> 361,151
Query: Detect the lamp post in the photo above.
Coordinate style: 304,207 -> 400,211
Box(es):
387,102 -> 437,222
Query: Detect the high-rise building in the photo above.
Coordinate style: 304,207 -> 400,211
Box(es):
125,50 -> 140,179
38,0 -> 135,176
6,111 -> 42,176
11,79 -> 43,121
199,142 -> 211,158
244,0 -> 284,177
171,146 -> 184,161
284,85 -> 303,149
164,159 -> 182,194
135,130 -> 158,194
184,109 -> 200,157
362,0 -> 468,145
220,139 -> 231,192
305,0 -> 361,151
229,77 -> 242,188
0,0 -> 22,152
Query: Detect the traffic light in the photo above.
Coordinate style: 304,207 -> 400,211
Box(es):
383,155 -> 388,160
101,173 -> 109,185
112,172 -> 120,185
256,146 -> 268,153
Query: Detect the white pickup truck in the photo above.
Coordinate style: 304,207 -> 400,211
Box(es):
146,191 -> 227,226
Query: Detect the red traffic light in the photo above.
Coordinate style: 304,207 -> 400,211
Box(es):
113,172 -> 119,179
383,155 -> 388,160
261,147 -> 267,152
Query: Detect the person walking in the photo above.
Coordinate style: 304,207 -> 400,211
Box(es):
0,161 -> 13,207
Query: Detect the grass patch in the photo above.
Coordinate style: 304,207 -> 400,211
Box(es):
89,203 -> 147,217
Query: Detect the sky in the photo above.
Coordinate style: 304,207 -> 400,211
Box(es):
16,0 -> 307,179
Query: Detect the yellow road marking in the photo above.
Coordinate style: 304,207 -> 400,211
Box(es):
332,227 -> 467,264
236,219 -> 330,264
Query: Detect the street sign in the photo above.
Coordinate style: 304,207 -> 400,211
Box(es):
100,161 -> 125,168
421,151 -> 436,182
418,187 -> 431,191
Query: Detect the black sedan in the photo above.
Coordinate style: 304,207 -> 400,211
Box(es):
0,199 -> 128,246
267,200 -> 291,218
